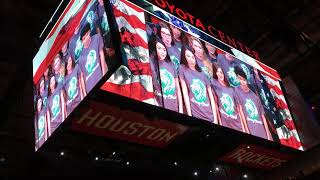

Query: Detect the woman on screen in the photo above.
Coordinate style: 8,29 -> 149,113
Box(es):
63,57 -> 85,116
47,75 -> 66,135
149,37 -> 183,113
158,22 -> 181,74
34,96 -> 49,149
179,45 -> 217,122
211,63 -> 245,131
190,37 -> 213,80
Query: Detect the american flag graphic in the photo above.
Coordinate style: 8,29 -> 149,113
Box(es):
101,0 -> 156,105
260,72 -> 303,150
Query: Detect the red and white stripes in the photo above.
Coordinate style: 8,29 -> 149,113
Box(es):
101,0 -> 155,105
262,73 -> 303,150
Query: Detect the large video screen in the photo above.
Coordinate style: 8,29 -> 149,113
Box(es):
33,0 -> 117,150
101,0 -> 303,150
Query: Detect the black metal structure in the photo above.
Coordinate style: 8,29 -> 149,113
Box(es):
1,0 -> 320,179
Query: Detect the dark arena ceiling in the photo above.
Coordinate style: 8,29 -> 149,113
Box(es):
1,0 -> 320,179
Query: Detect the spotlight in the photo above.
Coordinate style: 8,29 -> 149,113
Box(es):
126,161 -> 130,165
215,167 -> 220,171
243,174 -> 248,178
174,162 -> 178,166
60,151 -> 64,156
312,106 -> 315,110
112,152 -> 116,155
193,171 -> 198,176
95,157 -> 99,161
246,146 -> 250,149
209,170 -> 212,173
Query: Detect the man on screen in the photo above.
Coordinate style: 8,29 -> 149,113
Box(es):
234,66 -> 272,140
79,23 -> 108,94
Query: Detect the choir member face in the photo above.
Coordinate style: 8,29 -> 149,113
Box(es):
170,25 -> 181,41
39,79 -> 45,94
205,42 -> 216,55
185,49 -> 196,69
192,39 -> 204,58
66,57 -> 73,74
53,56 -> 61,73
37,98 -> 42,112
82,30 -> 91,48
216,67 -> 225,83
238,75 -> 248,89
49,76 -> 56,92
62,41 -> 68,55
156,42 -> 167,61
160,27 -> 172,47
225,53 -> 234,61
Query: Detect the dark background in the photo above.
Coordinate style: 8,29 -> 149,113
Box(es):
1,0 -> 320,179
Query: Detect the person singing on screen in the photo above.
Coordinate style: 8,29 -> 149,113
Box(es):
47,75 -> 66,135
79,23 -> 107,93
211,63 -> 244,131
234,66 -> 272,140
149,37 -> 183,113
179,45 -> 217,123
63,56 -> 85,116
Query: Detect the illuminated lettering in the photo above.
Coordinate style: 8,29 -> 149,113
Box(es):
208,25 -> 218,38
74,104 -> 186,148
123,122 -> 142,135
186,12 -> 195,24
225,148 -> 286,168
245,46 -> 253,57
165,0 -> 175,13
226,35 -> 237,48
154,0 -> 166,8
259,157 -> 273,166
147,128 -> 166,140
109,119 -> 130,132
78,109 -> 101,126
195,18 -> 206,31
217,30 -> 226,43
176,8 -> 187,20
150,0 -> 261,60
137,125 -> 155,137
251,154 -> 268,164
252,51 -> 261,61
246,154 -> 260,163
227,148 -> 247,160
94,115 -> 115,128
236,41 -> 245,52
241,152 -> 254,161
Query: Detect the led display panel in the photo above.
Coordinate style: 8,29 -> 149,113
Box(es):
101,0 -> 303,150
33,0 -> 116,150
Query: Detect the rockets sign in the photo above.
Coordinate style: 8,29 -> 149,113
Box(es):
219,144 -> 295,169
